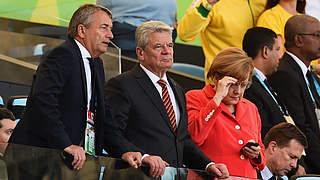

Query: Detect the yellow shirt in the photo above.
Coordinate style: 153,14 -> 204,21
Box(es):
178,0 -> 266,83
257,4 -> 293,41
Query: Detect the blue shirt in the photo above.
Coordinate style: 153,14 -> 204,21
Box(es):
97,0 -> 177,27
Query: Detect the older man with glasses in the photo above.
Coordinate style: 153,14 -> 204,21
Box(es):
269,14 -> 320,173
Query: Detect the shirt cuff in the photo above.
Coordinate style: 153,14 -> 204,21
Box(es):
197,3 -> 211,18
141,153 -> 150,162
205,162 -> 216,171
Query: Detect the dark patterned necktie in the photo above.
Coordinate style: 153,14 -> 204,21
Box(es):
87,58 -> 97,113
158,79 -> 177,132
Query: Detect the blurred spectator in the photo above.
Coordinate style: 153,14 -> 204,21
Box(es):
186,47 -> 266,178
269,15 -> 320,173
0,108 -> 16,143
178,0 -> 266,83
306,0 -> 320,21
259,123 -> 307,179
97,0 -> 177,59
242,27 -> 287,138
257,0 -> 306,41
306,0 -> 320,75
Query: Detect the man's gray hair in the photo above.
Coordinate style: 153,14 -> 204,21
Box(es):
136,21 -> 173,50
68,4 -> 112,38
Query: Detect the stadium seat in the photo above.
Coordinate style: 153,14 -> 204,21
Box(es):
171,63 -> 205,79
7,96 -> 27,123
0,96 -> 4,107
291,174 -> 320,180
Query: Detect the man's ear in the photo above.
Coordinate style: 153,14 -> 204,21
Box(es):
267,141 -> 278,155
294,34 -> 304,48
77,24 -> 86,39
262,46 -> 269,59
136,47 -> 144,60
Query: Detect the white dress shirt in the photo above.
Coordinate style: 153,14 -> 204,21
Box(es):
74,39 -> 92,110
254,67 -> 267,82
261,166 -> 288,180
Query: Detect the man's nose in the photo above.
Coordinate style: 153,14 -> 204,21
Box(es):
161,44 -> 171,54
291,159 -> 298,168
107,29 -> 113,39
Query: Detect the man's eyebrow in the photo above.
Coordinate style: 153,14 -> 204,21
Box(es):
101,23 -> 111,27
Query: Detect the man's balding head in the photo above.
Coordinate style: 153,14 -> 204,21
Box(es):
285,15 -> 319,49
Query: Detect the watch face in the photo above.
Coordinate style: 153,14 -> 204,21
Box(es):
203,1 -> 213,10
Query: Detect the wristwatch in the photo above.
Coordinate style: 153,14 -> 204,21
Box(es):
202,0 -> 213,11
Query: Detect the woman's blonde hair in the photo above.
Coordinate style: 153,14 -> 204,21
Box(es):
207,47 -> 254,83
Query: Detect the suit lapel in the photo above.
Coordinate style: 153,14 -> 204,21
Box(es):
133,66 -> 177,134
253,76 -> 288,115
285,54 -> 320,107
168,77 -> 185,132
70,38 -> 88,109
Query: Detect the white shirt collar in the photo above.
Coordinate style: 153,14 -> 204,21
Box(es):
261,166 -> 273,180
261,165 -> 289,180
140,64 -> 169,85
286,51 -> 309,76
74,39 -> 91,59
254,67 -> 267,81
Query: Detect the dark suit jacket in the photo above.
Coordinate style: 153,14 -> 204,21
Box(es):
269,53 -> 320,173
104,65 -> 211,170
244,75 -> 287,138
9,38 -> 111,155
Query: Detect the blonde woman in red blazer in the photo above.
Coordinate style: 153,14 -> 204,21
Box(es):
186,47 -> 266,178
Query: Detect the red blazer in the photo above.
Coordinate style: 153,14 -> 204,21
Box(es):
186,84 -> 266,178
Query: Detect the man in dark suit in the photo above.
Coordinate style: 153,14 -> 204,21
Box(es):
243,27 -> 287,139
9,4 -> 113,170
269,15 -> 320,173
105,20 -> 229,178
258,123 -> 307,180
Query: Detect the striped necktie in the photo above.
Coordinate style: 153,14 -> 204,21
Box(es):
158,79 -> 177,132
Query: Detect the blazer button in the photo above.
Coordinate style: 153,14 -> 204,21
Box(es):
240,155 -> 245,160
238,140 -> 243,145
235,125 -> 240,130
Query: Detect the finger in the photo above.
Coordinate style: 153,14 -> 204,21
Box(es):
159,164 -> 166,177
134,154 -> 142,167
78,151 -> 86,169
162,160 -> 169,167
149,160 -> 156,176
215,168 -> 223,177
245,147 -> 260,157
72,153 -> 79,166
244,147 -> 255,154
128,157 -> 138,168
157,160 -> 165,177
153,159 -> 161,177
220,166 -> 229,178
227,76 -> 238,82
74,153 -> 82,170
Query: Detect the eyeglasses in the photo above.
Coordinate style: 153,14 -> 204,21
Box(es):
230,81 -> 252,90
298,32 -> 320,38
